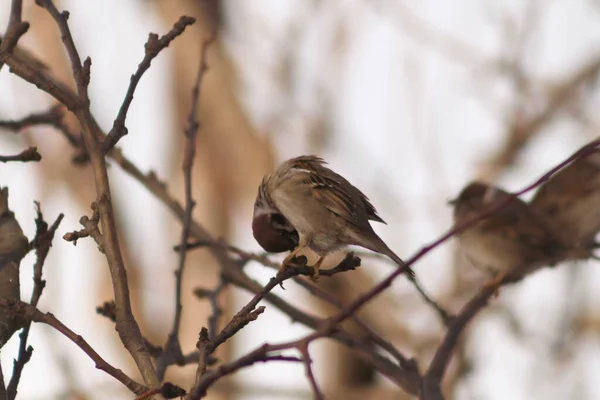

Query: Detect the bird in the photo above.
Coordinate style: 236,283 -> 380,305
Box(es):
252,211 -> 299,253
530,148 -> 600,251
253,155 -> 413,280
451,181 -> 566,284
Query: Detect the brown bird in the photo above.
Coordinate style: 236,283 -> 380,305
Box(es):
530,148 -> 600,251
451,181 -> 566,282
253,155 -> 412,280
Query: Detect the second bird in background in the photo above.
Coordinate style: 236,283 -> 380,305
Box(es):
531,148 -> 600,251
450,181 -> 567,283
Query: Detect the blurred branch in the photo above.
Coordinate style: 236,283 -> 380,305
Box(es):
156,31 -> 215,381
378,1 -> 487,68
0,105 -> 68,138
210,137 -> 600,399
0,299 -> 148,395
134,383 -> 186,400
481,55 -> 600,179
6,205 -> 63,400
420,283 -> 500,399
0,147 -> 41,163
0,105 -> 85,162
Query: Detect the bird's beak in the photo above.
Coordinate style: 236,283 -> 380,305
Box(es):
447,198 -> 458,206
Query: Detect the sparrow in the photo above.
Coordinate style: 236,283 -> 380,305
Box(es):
530,148 -> 600,251
451,181 -> 566,283
252,211 -> 299,253
253,155 -> 413,280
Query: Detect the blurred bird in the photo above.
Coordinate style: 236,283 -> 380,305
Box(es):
252,155 -> 413,280
530,148 -> 600,251
451,181 -> 566,283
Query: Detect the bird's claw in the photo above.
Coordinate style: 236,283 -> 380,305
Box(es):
310,267 -> 320,283
483,272 -> 506,297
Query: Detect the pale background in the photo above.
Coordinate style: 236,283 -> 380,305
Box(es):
1,1 -> 600,399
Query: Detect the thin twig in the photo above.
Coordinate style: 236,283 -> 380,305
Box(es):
0,147 -> 41,163
0,0 -> 29,72
0,299 -> 148,395
298,341 -> 324,400
187,343 -> 302,399
0,105 -> 81,147
103,16 -> 196,152
35,0 -> 159,386
6,207 -> 63,400
156,32 -> 216,381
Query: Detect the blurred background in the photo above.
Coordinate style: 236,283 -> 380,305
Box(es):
1,0 -> 600,399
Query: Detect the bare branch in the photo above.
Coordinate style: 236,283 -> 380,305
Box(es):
0,147 -> 41,163
104,16 -> 196,151
6,206 -> 63,400
156,32 -> 215,381
187,343 -> 302,399
34,0 -> 159,386
0,299 -> 148,395
0,0 -> 29,72
0,105 -> 81,148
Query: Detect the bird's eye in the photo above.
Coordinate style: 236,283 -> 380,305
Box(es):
270,213 -> 286,225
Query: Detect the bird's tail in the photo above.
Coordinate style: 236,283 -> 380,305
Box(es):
369,237 -> 451,322
366,236 -> 414,277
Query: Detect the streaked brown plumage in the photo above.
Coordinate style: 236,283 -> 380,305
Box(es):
531,148 -> 600,250
253,155 -> 411,279
452,181 -> 566,280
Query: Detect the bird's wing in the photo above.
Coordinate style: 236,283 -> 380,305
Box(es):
289,155 -> 385,225
307,171 -> 360,226
533,150 -> 600,208
484,198 -> 556,250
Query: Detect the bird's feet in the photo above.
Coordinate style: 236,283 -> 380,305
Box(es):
309,266 -> 320,282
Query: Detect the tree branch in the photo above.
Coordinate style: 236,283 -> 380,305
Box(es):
34,0 -> 159,386
0,299 -> 148,395
0,0 -> 29,72
6,206 -> 63,400
0,147 -> 41,163
104,16 -> 196,152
